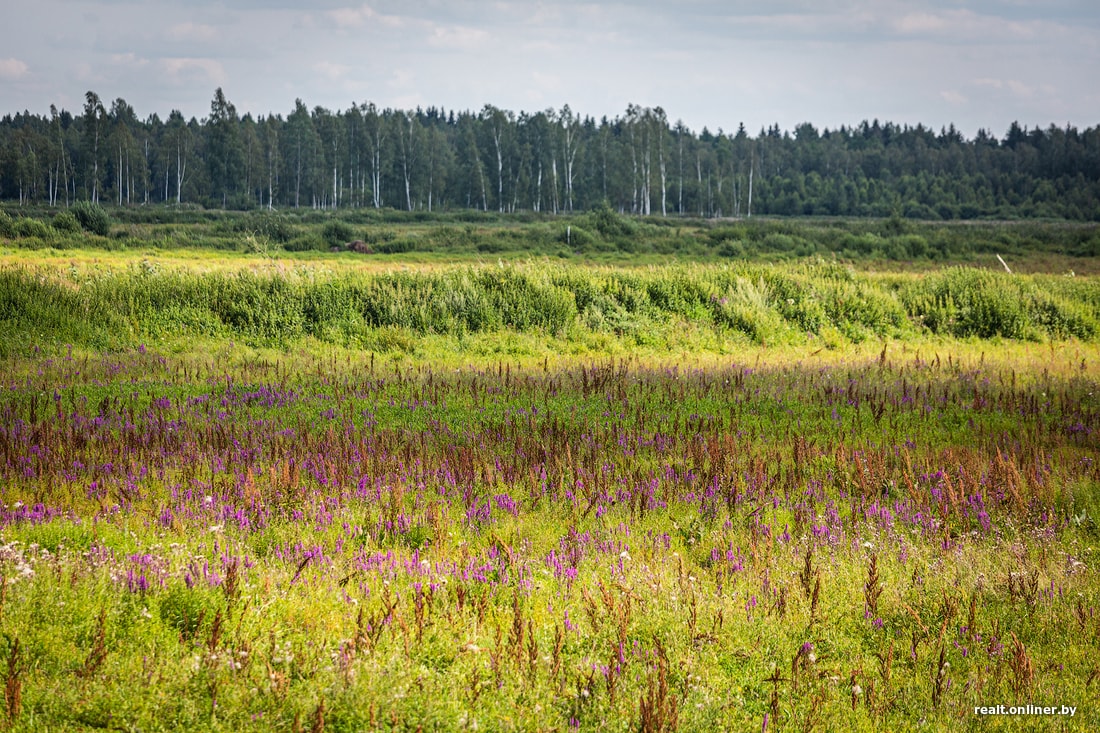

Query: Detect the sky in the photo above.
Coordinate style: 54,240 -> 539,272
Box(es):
1,0 -> 1098,139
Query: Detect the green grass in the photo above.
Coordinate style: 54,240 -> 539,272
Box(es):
0,233 -> 1098,730
1,260 -> 1098,362
2,204 -> 1099,272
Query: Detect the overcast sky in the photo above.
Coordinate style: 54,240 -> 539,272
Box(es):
2,0 -> 1097,138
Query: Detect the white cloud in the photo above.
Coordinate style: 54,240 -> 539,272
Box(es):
110,53 -> 149,68
940,90 -> 967,105
326,4 -> 403,29
314,61 -> 351,80
0,58 -> 29,80
327,4 -> 375,28
530,70 -> 563,94
169,22 -> 219,43
427,25 -> 490,51
889,8 -> 1057,43
159,58 -> 226,85
894,12 -> 948,34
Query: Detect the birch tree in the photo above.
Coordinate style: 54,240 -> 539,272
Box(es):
559,105 -> 582,212
82,91 -> 106,202
362,103 -> 387,208
396,111 -> 422,211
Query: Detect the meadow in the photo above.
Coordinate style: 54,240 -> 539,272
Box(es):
0,209 -> 1098,731
2,203 -> 1099,272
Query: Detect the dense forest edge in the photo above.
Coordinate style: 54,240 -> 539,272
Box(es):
2,89 -> 1099,220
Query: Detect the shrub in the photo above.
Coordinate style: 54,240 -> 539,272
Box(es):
558,225 -> 596,250
284,235 -> 327,252
243,211 -> 295,243
0,210 -> 13,237
52,210 -> 82,234
71,201 -> 111,235
760,233 -> 800,253
13,217 -> 54,240
717,241 -> 746,258
375,238 -> 417,254
902,268 -> 1031,339
897,234 -> 929,258
322,219 -> 357,247
587,201 -> 636,238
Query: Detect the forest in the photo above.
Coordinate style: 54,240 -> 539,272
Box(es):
1,88 -> 1099,220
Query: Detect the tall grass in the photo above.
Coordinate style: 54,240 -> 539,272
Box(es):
2,262 -> 1097,355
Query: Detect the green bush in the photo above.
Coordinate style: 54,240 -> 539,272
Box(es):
322,219 -> 357,247
13,217 -> 54,240
284,234 -> 327,252
558,225 -> 596,250
898,234 -> 929,258
375,238 -> 417,254
244,211 -> 295,243
587,201 -> 636,238
760,233 -> 800,253
0,210 -> 12,237
71,201 -> 111,235
902,268 -> 1034,339
52,210 -> 82,234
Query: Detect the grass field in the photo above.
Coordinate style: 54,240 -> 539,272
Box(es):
0,213 -> 1098,731
3,204 -> 1099,272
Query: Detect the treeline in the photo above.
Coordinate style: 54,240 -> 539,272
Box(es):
2,88 -> 1099,220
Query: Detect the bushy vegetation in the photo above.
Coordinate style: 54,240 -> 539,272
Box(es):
2,205 -> 1098,272
1,262 -> 1096,357
50,209 -> 81,233
71,200 -> 111,235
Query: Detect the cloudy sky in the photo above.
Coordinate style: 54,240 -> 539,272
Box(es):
2,0 -> 1097,137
